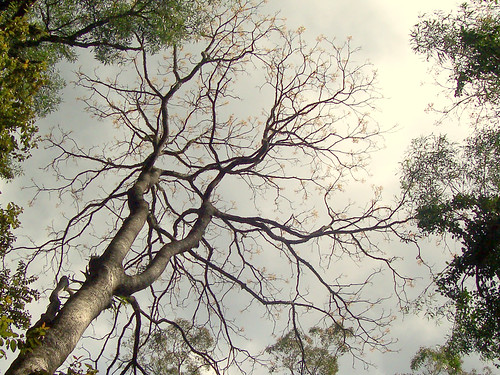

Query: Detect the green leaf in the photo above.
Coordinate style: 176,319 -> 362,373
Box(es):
9,339 -> 16,352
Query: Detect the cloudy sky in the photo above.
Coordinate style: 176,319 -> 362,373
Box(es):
2,1 -> 498,374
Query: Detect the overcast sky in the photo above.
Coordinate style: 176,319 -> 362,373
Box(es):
1,1 -> 499,374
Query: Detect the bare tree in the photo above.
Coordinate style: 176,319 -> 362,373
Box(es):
6,2 -> 411,374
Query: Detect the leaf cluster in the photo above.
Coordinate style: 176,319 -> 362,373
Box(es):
0,262 -> 39,358
0,202 -> 21,255
411,0 -> 500,103
0,11 -> 48,179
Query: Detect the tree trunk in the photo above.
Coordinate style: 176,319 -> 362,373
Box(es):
6,263 -> 121,375
6,167 -> 213,375
6,170 -> 155,375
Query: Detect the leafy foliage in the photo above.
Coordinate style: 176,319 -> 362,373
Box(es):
20,0 -> 211,62
401,129 -> 500,364
0,202 -> 22,255
397,345 -> 493,375
0,262 -> 39,358
266,325 -> 352,375
132,319 -> 214,375
0,12 -> 48,180
411,346 -> 465,375
0,200 -> 39,357
411,1 -> 500,104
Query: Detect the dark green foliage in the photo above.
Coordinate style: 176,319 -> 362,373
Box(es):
401,129 -> 500,364
266,325 -> 352,375
411,1 -> 500,102
436,196 -> 500,362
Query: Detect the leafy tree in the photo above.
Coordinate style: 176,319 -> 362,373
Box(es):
0,12 -> 48,180
0,10 -> 54,325
1,0 -> 211,171
266,325 -> 352,375
0,263 -> 38,359
0,203 -> 38,358
1,0 -> 211,179
407,0 -> 500,368
5,1 -> 411,374
401,129 -> 500,365
410,346 -> 468,375
396,345 -> 493,375
128,319 -> 214,375
411,0 -> 500,114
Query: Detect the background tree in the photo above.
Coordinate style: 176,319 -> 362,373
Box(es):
127,318 -> 214,375
407,0 -> 500,366
5,1 -> 411,374
395,345 -> 493,375
266,324 -> 352,375
1,0 -> 212,177
410,346 -> 469,375
401,129 -> 500,364
411,0 -> 500,118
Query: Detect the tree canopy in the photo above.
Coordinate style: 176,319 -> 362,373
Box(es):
3,1 -> 412,374
410,346 -> 470,375
401,129 -> 500,364
396,345 -> 493,375
0,0 -> 211,179
411,0 -> 500,117
0,12 -> 47,180
407,0 -> 500,366
266,325 -> 352,375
